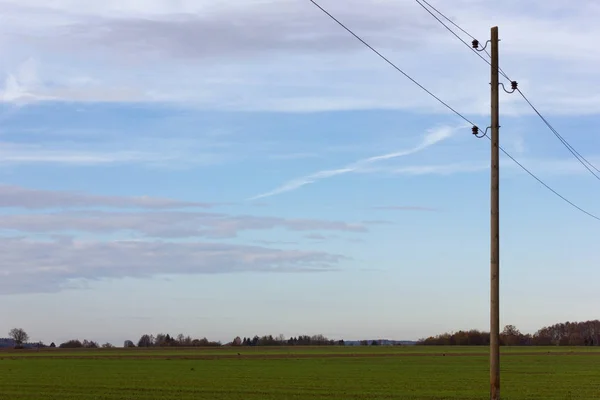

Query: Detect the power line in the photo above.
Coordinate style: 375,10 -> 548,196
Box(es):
306,0 -> 476,128
415,0 -> 511,81
418,0 -> 475,40
516,89 -> 600,178
414,0 -> 600,181
495,138 -> 600,221
306,0 -> 600,222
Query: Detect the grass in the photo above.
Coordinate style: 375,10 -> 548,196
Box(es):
1,346 -> 599,399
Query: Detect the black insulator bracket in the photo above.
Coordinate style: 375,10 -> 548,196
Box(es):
472,126 -> 489,138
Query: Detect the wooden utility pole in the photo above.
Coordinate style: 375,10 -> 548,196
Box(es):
490,26 -> 500,400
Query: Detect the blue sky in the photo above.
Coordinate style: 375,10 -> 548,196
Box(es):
1,0 -> 599,346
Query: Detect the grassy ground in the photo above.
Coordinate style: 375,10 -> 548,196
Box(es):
1,346 -> 599,399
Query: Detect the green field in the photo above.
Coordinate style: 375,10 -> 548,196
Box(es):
1,346 -> 599,399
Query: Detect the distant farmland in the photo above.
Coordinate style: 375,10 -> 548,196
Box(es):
1,346 -> 599,399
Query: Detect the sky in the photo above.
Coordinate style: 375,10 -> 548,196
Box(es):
0,0 -> 599,346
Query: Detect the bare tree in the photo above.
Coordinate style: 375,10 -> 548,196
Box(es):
176,334 -> 185,346
501,325 -> 522,346
82,340 -> 99,349
9,328 -> 29,348
154,334 -> 167,346
137,334 -> 153,347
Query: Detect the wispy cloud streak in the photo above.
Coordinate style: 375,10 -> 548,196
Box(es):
249,125 -> 456,200
371,206 -> 437,211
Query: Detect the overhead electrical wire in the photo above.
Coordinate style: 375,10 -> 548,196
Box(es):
414,0 -> 511,81
415,0 -> 600,181
495,138 -> 600,221
306,0 -> 477,128
516,88 -> 600,179
306,0 -> 600,221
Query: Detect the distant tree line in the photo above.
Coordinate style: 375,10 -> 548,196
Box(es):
136,333 -> 221,348
57,339 -> 114,349
417,320 -> 600,346
237,334 -> 342,346
134,333 -> 341,348
359,340 -> 382,346
7,319 -> 599,350
1,331 -> 115,349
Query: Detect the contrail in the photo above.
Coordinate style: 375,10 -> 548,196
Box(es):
248,125 -> 457,200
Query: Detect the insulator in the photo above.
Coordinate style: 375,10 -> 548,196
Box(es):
472,126 -> 479,135
511,81 -> 518,90
471,39 -> 479,49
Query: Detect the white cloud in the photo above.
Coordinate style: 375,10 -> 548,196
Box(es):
0,210 -> 367,238
305,233 -> 329,240
371,206 -> 437,211
388,163 -> 488,176
0,183 -> 370,294
0,184 -> 218,209
0,58 -> 52,104
0,237 -> 345,294
0,180 -> 369,295
0,141 -> 228,167
0,184 -> 368,239
0,145 -> 150,165
506,156 -> 600,177
511,135 -> 526,155
249,124 -> 457,199
0,0 -> 598,114
269,152 -> 320,160
359,155 -> 600,178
